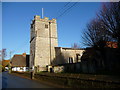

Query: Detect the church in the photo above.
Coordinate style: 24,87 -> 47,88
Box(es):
29,15 -> 85,72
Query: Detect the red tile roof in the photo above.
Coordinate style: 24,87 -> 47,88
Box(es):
106,41 -> 118,48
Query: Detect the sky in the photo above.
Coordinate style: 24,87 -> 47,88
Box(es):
2,2 -> 102,59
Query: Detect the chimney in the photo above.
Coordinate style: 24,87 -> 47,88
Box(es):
22,53 -> 26,57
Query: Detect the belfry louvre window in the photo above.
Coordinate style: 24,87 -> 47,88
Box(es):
45,24 -> 48,28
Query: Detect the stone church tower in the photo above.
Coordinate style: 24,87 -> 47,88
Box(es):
30,15 -> 58,71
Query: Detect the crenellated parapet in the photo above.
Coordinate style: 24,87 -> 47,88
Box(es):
34,15 -> 56,23
30,14 -> 58,71
34,15 -> 40,20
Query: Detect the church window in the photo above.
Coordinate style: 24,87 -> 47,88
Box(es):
45,24 -> 48,28
76,54 -> 81,62
68,57 -> 73,63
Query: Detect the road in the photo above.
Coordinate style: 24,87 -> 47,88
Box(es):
2,72 -> 54,88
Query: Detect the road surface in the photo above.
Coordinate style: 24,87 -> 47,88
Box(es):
2,72 -> 54,88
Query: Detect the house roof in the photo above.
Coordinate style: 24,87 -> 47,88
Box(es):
105,41 -> 118,48
11,53 -> 29,67
2,60 -> 10,67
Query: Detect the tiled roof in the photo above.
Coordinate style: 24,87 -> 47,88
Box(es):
2,60 -> 10,67
106,41 -> 118,48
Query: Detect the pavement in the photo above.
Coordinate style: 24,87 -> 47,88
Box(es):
2,71 -> 55,88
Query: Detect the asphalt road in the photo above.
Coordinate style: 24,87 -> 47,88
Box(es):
2,72 -> 54,88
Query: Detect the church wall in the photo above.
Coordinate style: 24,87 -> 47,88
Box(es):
54,47 -> 85,65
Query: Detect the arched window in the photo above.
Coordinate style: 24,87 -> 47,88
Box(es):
68,57 -> 73,63
76,54 -> 81,62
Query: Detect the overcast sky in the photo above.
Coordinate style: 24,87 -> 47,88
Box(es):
2,2 -> 102,59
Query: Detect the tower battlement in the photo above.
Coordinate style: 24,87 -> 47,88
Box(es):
30,15 -> 58,71
34,15 -> 56,23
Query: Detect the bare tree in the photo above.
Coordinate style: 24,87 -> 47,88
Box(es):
71,43 -> 80,49
97,2 -> 120,47
82,2 -> 120,48
2,49 -> 7,60
81,2 -> 120,73
82,18 -> 109,48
